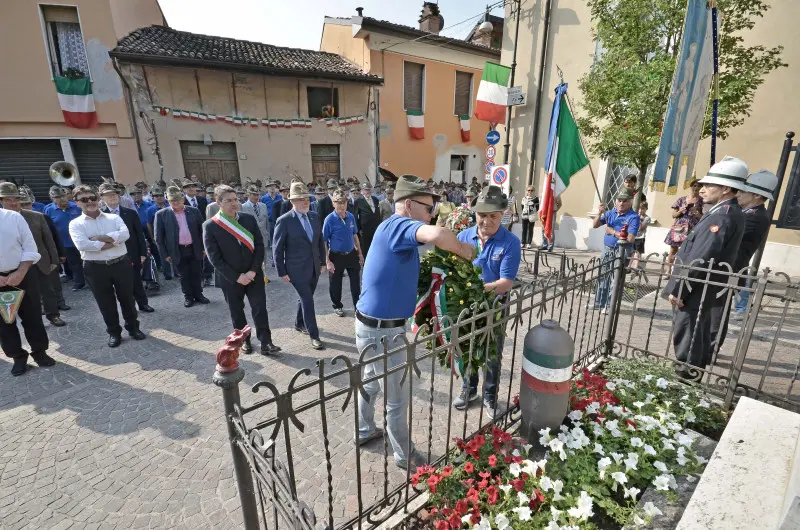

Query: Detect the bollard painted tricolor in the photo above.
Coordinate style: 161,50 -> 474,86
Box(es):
521,344 -> 573,394
54,77 -> 98,129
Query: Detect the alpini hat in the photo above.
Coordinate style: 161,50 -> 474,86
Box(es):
616,188 -> 634,201
472,185 -> 508,213
246,185 -> 261,195
331,190 -> 346,202
394,174 -> 438,201
49,185 -> 67,198
166,186 -> 184,201
0,182 -> 21,198
181,179 -> 197,189
288,182 -> 309,200
98,182 -> 118,195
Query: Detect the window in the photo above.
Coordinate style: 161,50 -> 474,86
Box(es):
403,61 -> 425,111
450,155 -> 467,183
453,71 -> 473,116
307,87 -> 339,118
41,5 -> 89,78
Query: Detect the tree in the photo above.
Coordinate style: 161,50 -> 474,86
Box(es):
577,0 -> 786,191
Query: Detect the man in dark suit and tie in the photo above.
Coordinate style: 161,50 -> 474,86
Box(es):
99,183 -> 154,313
155,186 -> 209,307
354,181 -> 382,256
347,186 -> 359,216
273,182 -> 326,350
270,183 -> 293,227
316,179 -> 337,222
204,184 -> 281,356
183,179 -> 209,220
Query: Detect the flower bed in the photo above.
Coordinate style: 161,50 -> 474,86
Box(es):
411,359 -> 728,529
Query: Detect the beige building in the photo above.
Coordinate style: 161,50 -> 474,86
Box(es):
0,0 -> 165,201
111,26 -> 382,187
498,0 -> 800,273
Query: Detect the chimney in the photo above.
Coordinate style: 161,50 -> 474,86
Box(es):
419,2 -> 444,35
355,7 -> 363,16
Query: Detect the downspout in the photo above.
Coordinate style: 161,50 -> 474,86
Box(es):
526,0 -> 553,187
112,58 -> 143,162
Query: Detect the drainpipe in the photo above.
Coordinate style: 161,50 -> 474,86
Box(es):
112,58 -> 143,162
527,0 -> 553,187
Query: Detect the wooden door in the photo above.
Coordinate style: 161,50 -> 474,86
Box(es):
180,141 -> 240,186
311,144 -> 340,186
222,161 -> 240,184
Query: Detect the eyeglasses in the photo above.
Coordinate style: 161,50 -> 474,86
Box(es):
76,196 -> 98,203
410,199 -> 434,214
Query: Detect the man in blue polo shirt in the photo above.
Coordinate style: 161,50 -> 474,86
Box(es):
43,185 -> 84,290
322,189 -> 364,317
454,186 -> 521,417
260,180 -> 282,247
592,188 -> 639,311
355,175 -> 474,471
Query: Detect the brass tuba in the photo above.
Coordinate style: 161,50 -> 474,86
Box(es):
49,161 -> 78,187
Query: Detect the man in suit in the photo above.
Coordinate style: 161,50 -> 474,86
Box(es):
99,183 -> 154,313
273,182 -> 326,350
316,179 -> 337,222
347,187 -> 359,216
354,181 -> 382,256
241,185 -> 270,275
155,186 -> 209,307
183,179 -> 209,220
204,185 -> 281,356
379,186 -> 395,221
0,183 -> 66,328
270,184 -> 292,226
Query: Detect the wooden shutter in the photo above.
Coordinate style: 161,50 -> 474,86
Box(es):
454,71 -> 473,116
403,62 -> 425,111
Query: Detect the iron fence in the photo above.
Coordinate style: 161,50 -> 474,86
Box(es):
213,247 -> 799,529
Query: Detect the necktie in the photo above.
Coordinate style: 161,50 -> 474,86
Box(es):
300,214 -> 313,241
369,199 -> 375,213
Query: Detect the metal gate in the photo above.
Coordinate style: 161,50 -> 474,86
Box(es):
71,139 -> 113,187
0,139 -> 64,203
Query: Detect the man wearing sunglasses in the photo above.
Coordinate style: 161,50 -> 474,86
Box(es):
354,174 -> 474,471
68,184 -> 146,347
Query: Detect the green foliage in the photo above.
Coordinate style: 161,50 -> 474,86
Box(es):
577,0 -> 786,175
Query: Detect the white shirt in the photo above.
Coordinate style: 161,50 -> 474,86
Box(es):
0,209 -> 41,272
68,211 -> 130,262
186,194 -> 198,208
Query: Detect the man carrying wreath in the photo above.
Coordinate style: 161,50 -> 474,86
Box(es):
203,185 -> 281,356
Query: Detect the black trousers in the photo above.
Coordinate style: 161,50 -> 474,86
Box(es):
520,219 -> 534,245
38,267 -> 64,317
178,246 -> 204,300
84,259 -> 139,335
221,272 -> 272,345
672,304 -> 711,368
64,246 -> 85,286
0,268 -> 48,359
328,250 -> 360,310
360,227 -> 377,257
708,300 -> 732,362
293,273 -> 320,340
130,259 -> 149,307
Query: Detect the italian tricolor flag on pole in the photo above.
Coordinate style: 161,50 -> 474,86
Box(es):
540,83 -> 589,242
474,62 -> 511,123
54,77 -> 98,129
458,115 -> 470,142
407,110 -> 424,139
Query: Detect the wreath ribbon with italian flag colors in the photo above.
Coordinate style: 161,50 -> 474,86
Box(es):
412,266 -> 465,376
212,211 -> 255,252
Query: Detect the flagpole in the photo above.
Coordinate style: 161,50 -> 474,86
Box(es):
563,88 -> 603,204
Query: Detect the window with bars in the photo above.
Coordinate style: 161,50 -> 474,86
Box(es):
604,162 -> 638,208
403,61 -> 425,112
453,71 -> 473,116
41,5 -> 89,78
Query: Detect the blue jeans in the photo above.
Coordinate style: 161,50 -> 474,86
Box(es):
462,332 -> 504,406
594,246 -> 617,309
356,319 -> 415,464
735,285 -> 750,313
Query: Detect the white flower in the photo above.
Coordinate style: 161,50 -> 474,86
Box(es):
597,457 -> 612,479
685,411 -> 697,423
633,401 -> 645,409
633,514 -> 645,526
539,427 -> 552,446
630,437 -> 644,448
695,455 -> 708,464
698,398 -> 710,408
644,444 -> 657,456
668,422 -> 682,432
624,452 -> 639,471
520,459 -> 537,476
559,424 -> 570,434
624,380 -> 635,389
642,374 -> 654,382
593,442 -> 605,455
567,426 -> 590,450
662,439 -> 676,451
512,506 -> 532,521
550,506 -> 561,521
462,514 -> 474,524
522,443 -> 533,454
606,381 -> 617,391
660,426 -> 670,436
643,501 -> 663,517
611,452 -> 624,463
499,484 -> 513,496
494,513 -> 511,530
605,420 -> 623,438
593,422 -> 605,438
653,460 -> 668,473
549,438 -> 567,461
624,486 -> 641,499
656,377 -> 668,389
645,393 -> 656,403
652,474 -> 671,490
675,433 -> 694,448
680,394 -> 689,400
545,522 -> 560,530
508,462 -> 521,477
611,471 -> 628,491
539,475 -> 553,492
517,491 -> 530,506
536,459 -> 547,473
473,516 -> 492,530
568,410 -> 583,422
512,449 -> 520,457
552,479 -> 565,501
586,401 -> 601,414
686,475 -> 697,483
668,475 -> 679,489
676,448 -> 690,466
566,491 -> 594,521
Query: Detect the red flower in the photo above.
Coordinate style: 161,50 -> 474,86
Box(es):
478,471 -> 491,479
462,479 -> 475,487
454,438 -> 466,450
512,478 -> 526,492
513,395 -> 520,406
477,479 -> 488,490
503,455 -> 512,464
470,511 -> 481,525
474,434 -> 486,447
463,462 -> 474,473
512,455 -> 523,464
411,474 -> 419,487
435,519 -> 449,530
486,485 -> 499,505
455,499 -> 469,516
529,489 -> 546,510
447,512 -> 462,529
441,465 -> 453,477
441,507 -> 452,517
427,475 -> 439,494
466,488 -> 479,503
626,419 -> 637,430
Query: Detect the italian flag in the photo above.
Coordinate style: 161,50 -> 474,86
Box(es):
212,211 -> 254,252
459,115 -> 470,142
407,110 -> 424,140
55,77 -> 98,129
540,85 -> 589,242
474,62 -> 511,123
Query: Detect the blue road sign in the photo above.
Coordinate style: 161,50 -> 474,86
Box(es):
486,130 -> 501,145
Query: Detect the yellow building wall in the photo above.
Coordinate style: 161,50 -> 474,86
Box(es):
319,23 -> 371,73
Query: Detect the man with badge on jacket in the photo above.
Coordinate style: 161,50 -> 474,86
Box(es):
662,156 -> 747,376
204,185 -> 281,356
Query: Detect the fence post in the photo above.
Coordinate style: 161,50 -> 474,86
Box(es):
603,244 -> 628,357
213,328 -> 260,530
723,274 -> 770,410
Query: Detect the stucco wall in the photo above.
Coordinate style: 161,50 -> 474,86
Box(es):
121,64 -> 376,184
320,21 -> 371,73
108,0 -> 163,40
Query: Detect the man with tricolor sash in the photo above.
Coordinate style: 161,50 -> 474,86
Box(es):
203,185 -> 280,356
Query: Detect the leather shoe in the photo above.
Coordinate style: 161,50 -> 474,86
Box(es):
31,351 -> 56,367
71,284 -> 85,292
47,315 -> 66,327
294,326 -> 308,335
128,329 -> 146,340
139,304 -> 155,313
241,339 -> 253,355
195,295 -> 210,304
310,339 -> 325,350
11,357 -> 27,376
184,298 -> 195,308
108,334 -> 122,348
260,342 -> 282,355
58,301 -> 71,311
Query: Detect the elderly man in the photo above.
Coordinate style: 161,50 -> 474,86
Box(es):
379,186 -> 395,221
69,184 -> 146,347
204,185 -> 280,356
453,186 -> 521,417
355,175 -> 474,470
322,189 -> 363,317
155,186 -> 208,307
354,181 -> 381,256
183,178 -> 208,220
241,184 -> 271,276
273,182 -> 326,350
44,185 -> 84,290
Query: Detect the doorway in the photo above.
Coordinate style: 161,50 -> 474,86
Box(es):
311,144 -> 340,186
180,141 -> 240,185
450,154 -> 467,183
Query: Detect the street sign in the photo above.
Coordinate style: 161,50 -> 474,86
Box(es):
485,160 -> 495,173
486,146 -> 496,160
491,165 -> 511,196
507,86 -> 527,106
486,130 -> 501,145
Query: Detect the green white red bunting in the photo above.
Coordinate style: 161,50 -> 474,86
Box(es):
55,77 -> 98,129
459,115 -> 471,143
407,110 -> 424,140
151,106 -> 365,129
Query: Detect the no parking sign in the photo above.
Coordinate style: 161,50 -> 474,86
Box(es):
490,165 -> 511,196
